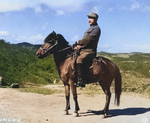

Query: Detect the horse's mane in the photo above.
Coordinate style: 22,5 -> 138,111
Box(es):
56,34 -> 70,46
44,33 -> 54,43
44,32 -> 70,47
44,32 -> 73,60
56,34 -> 73,60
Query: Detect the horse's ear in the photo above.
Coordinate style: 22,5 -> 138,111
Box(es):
52,31 -> 57,39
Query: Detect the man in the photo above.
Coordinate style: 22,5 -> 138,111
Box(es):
72,12 -> 101,87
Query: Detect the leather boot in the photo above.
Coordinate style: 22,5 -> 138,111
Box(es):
76,63 -> 86,87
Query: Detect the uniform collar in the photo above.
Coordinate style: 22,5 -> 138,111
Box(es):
90,23 -> 98,26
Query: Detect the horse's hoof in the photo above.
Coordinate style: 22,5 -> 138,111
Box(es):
100,113 -> 111,119
105,113 -> 112,118
100,114 -> 105,119
63,110 -> 69,115
73,112 -> 79,117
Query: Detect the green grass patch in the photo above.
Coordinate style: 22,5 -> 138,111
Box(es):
19,87 -> 55,95
18,82 -> 64,95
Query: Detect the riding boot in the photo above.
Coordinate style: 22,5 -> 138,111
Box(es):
76,63 -> 86,87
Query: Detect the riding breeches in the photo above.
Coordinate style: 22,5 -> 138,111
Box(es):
76,51 -> 96,64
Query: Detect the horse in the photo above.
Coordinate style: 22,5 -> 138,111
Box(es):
36,31 -> 122,117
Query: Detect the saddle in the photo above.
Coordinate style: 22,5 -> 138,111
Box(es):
71,52 -> 106,75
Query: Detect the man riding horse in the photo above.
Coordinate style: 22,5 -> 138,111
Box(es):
72,12 -> 101,87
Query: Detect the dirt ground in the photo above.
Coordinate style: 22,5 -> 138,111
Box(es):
0,85 -> 150,123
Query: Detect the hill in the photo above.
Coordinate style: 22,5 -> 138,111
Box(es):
17,42 -> 33,47
17,42 -> 41,49
0,39 -> 59,86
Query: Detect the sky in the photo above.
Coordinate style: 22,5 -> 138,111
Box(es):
0,0 -> 150,53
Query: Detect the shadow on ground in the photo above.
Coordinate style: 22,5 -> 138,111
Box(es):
79,107 -> 150,117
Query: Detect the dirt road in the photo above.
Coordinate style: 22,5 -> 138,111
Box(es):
0,85 -> 150,123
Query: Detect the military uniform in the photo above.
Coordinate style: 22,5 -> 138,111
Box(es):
76,23 -> 101,64
73,12 -> 101,87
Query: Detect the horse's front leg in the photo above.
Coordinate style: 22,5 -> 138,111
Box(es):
69,79 -> 80,116
64,84 -> 70,115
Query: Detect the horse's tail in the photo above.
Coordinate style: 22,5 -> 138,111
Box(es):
114,66 -> 122,106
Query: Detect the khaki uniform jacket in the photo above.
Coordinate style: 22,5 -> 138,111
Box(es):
78,23 -> 101,54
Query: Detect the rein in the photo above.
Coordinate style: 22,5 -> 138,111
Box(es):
40,40 -> 72,54
58,46 -> 72,52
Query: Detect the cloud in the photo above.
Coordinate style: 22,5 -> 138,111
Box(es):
98,43 -> 150,53
130,2 -> 141,11
11,34 -> 44,44
91,6 -> 99,14
0,0 -> 92,14
143,6 -> 150,12
108,1 -> 150,12
99,44 -> 110,48
0,0 -> 31,12
42,22 -> 49,30
125,44 -> 150,53
28,34 -> 45,44
35,6 -> 43,13
71,35 -> 80,42
130,2 -> 150,12
39,0 -> 91,15
0,31 -> 9,36
56,10 -> 65,15
16,36 -> 28,42
0,31 -> 44,44
108,7 -> 114,12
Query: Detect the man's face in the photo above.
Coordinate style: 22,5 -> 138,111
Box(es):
88,17 -> 96,25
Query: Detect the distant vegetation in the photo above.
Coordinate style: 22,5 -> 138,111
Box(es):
0,40 -> 150,97
0,39 -> 59,86
97,52 -> 150,97
98,52 -> 150,78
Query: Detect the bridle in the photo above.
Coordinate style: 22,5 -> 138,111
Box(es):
39,39 -> 72,55
40,39 -> 58,54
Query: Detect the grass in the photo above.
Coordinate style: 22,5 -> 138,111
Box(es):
18,82 -> 64,95
18,82 -> 54,95
78,72 -> 150,98
99,52 -> 150,98
19,87 -> 55,95
16,75 -> 150,98
16,70 -> 150,98
121,71 -> 150,98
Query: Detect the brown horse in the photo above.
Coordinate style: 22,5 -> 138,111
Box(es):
36,31 -> 122,117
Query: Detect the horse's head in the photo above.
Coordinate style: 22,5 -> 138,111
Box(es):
36,31 -> 58,59
36,31 -> 70,59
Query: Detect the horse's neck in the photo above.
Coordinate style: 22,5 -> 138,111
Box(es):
53,51 -> 69,74
53,41 -> 72,74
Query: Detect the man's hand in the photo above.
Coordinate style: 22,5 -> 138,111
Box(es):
73,45 -> 83,50
72,41 -> 78,48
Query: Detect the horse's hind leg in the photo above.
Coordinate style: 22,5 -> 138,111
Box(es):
64,84 -> 70,115
70,79 -> 80,116
99,81 -> 111,117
